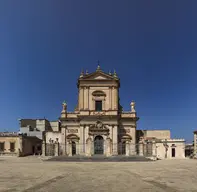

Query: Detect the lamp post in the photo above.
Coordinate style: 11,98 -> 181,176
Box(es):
163,139 -> 169,158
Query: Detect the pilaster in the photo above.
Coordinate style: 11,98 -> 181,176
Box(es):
54,142 -> 59,156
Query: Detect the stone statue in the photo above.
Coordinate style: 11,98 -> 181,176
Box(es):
130,101 -> 136,112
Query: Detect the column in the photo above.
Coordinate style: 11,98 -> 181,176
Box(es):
109,87 -> 112,110
126,141 -> 130,156
80,125 -> 84,155
112,87 -> 114,110
87,87 -> 89,109
42,141 -> 46,156
68,142 -> 72,156
86,138 -> 92,157
130,143 -> 136,155
106,138 -> 111,157
139,141 -> 143,156
61,127 -> 66,155
114,88 -> 117,110
54,143 -> 59,156
80,87 -> 84,110
112,125 -> 118,155
84,87 -> 88,109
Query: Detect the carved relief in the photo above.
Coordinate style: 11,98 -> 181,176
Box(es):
89,121 -> 109,136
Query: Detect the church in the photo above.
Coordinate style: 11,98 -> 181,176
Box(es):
40,65 -> 185,159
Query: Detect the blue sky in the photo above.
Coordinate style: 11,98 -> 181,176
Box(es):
0,0 -> 197,143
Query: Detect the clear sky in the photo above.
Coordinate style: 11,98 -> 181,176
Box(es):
0,0 -> 197,143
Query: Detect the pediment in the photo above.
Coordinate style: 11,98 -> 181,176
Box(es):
80,71 -> 117,81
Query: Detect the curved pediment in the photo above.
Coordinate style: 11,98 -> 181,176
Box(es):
89,121 -> 109,136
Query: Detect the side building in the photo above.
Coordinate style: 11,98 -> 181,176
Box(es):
0,132 -> 42,156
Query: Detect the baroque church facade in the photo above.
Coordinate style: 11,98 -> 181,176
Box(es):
42,65 -> 185,159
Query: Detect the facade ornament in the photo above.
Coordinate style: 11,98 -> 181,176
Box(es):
86,70 -> 89,75
113,70 -> 117,78
96,60 -> 101,71
62,100 -> 67,112
130,101 -> 136,112
80,70 -> 84,78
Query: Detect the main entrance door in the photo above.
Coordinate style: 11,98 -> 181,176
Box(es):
94,135 -> 104,155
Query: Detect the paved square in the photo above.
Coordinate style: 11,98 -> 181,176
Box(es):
0,157 -> 196,192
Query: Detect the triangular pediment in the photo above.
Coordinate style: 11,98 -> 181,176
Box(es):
80,71 -> 118,81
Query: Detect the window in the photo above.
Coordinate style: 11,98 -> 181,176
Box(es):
10,142 -> 15,152
95,101 -> 102,111
0,142 -> 4,151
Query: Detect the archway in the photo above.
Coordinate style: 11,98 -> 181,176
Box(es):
94,135 -> 104,155
72,141 -> 76,156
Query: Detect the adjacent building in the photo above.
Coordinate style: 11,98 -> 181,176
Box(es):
193,131 -> 197,158
0,132 -> 42,156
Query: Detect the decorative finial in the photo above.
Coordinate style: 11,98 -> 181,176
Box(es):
109,70 -> 112,75
80,69 -> 84,78
86,70 -> 89,75
62,100 -> 67,106
113,69 -> 117,77
130,101 -> 136,112
96,60 -> 101,71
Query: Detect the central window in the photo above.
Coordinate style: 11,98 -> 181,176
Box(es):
95,101 -> 102,111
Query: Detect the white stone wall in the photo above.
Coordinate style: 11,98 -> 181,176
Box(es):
45,132 -> 62,144
156,140 -> 185,159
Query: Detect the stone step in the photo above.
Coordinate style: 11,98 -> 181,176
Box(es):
46,155 -> 153,162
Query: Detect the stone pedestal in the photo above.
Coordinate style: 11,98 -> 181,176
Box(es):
139,141 -> 143,156
55,143 -> 59,156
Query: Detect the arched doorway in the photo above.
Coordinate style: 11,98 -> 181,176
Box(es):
94,135 -> 104,155
72,141 -> 76,156
172,148 -> 175,157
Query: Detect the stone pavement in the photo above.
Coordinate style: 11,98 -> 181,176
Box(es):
0,156 -> 197,192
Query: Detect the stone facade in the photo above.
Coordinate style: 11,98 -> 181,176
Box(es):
39,66 -> 185,159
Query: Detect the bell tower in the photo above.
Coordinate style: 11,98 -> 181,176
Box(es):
77,65 -> 120,113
